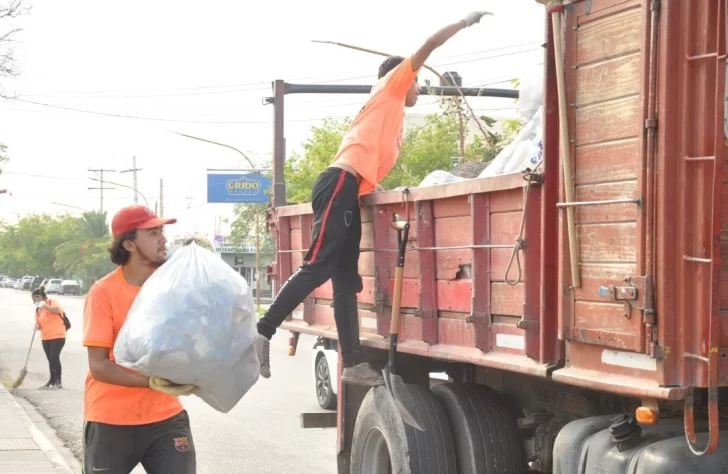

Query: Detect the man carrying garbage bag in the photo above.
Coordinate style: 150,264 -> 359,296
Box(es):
82,205 -> 197,474
255,10 -> 491,385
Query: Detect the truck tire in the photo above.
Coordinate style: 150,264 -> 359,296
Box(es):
433,383 -> 525,474
350,384 -> 457,474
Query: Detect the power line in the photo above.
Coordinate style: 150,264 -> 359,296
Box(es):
3,97 -> 356,124
11,41 -> 541,99
88,169 -> 117,212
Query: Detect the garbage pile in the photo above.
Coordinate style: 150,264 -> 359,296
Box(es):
416,64 -> 545,188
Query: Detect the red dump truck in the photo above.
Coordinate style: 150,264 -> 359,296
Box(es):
265,0 -> 728,472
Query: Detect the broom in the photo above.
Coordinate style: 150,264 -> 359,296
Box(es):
12,327 -> 37,388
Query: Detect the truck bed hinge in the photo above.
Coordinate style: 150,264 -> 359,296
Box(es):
598,275 -> 654,321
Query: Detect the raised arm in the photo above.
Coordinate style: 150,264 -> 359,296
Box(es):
412,11 -> 491,72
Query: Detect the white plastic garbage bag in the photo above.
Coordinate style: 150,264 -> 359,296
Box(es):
113,242 -> 260,413
418,170 -> 468,187
480,105 -> 544,178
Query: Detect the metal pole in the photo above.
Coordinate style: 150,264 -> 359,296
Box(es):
256,205 -> 261,309
159,179 -> 164,218
272,80 -> 287,208
278,83 -> 519,98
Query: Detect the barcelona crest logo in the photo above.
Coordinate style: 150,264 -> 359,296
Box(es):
174,436 -> 190,453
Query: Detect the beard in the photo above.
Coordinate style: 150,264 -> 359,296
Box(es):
138,247 -> 168,268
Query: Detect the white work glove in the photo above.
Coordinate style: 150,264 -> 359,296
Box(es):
148,376 -> 197,397
463,11 -> 492,27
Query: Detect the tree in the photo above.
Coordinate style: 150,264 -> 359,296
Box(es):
54,211 -> 115,281
283,118 -> 351,204
0,214 -> 76,276
0,211 -> 115,287
0,0 -> 28,92
230,203 -> 275,260
0,0 -> 29,174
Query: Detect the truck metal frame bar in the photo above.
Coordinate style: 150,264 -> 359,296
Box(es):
265,80 -> 519,208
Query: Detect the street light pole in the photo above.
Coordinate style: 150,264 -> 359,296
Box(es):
174,132 -> 264,309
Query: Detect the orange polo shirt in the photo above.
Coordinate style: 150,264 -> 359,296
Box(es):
36,299 -> 66,340
332,56 -> 420,197
82,267 -> 182,425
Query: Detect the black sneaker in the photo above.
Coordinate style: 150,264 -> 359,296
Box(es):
341,363 -> 385,387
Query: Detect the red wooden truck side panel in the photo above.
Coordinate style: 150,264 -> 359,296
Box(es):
271,0 -> 726,400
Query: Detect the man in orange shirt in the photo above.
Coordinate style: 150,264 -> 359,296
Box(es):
256,11 -> 490,385
83,205 -> 197,474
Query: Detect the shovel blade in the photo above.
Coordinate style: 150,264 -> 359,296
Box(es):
382,365 -> 425,431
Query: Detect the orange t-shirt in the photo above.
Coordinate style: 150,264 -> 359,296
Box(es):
82,267 -> 182,425
333,56 -> 420,197
36,299 -> 66,340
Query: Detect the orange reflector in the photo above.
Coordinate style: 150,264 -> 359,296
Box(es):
635,407 -> 658,425
288,346 -> 296,356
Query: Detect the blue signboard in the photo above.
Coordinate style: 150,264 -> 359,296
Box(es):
207,173 -> 272,204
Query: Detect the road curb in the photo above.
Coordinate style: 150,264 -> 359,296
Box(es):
0,384 -> 74,472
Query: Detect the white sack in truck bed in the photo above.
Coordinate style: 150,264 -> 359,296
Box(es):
113,242 -> 260,413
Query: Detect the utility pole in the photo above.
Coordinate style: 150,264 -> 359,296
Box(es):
159,179 -> 164,218
88,169 -> 116,212
120,156 -> 142,205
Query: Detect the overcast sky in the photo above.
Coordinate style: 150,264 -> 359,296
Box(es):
0,0 -> 545,240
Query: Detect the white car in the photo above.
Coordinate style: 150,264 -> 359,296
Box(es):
312,337 -> 450,410
312,338 -> 339,410
45,279 -> 63,294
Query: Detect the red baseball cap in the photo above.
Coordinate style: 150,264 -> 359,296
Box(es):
111,205 -> 177,239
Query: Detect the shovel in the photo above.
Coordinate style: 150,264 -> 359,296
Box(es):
12,327 -> 37,389
381,210 -> 425,432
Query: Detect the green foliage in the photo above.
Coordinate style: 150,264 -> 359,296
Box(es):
230,203 -> 275,259
54,211 -> 115,281
0,211 -> 115,286
283,118 -> 351,204
381,113 -> 460,189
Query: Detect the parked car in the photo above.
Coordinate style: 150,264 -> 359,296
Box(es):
45,279 -> 63,294
13,280 -> 22,290
311,336 -> 449,411
60,280 -> 80,296
1,278 -> 15,288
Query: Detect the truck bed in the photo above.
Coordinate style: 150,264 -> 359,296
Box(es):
271,0 -> 727,401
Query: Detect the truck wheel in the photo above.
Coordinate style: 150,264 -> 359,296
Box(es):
433,383 -> 525,474
350,385 -> 457,474
315,354 -> 337,410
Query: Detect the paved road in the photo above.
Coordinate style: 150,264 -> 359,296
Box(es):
0,288 -> 336,473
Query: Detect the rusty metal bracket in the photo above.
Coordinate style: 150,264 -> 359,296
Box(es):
598,275 -> 653,320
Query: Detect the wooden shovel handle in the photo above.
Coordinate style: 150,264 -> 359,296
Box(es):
390,267 -> 404,336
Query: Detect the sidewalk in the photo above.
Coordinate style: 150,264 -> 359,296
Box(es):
0,384 -> 74,473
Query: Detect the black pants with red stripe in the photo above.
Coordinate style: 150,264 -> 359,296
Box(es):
258,167 -> 365,367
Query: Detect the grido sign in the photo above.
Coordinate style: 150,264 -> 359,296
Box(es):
207,173 -> 272,204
